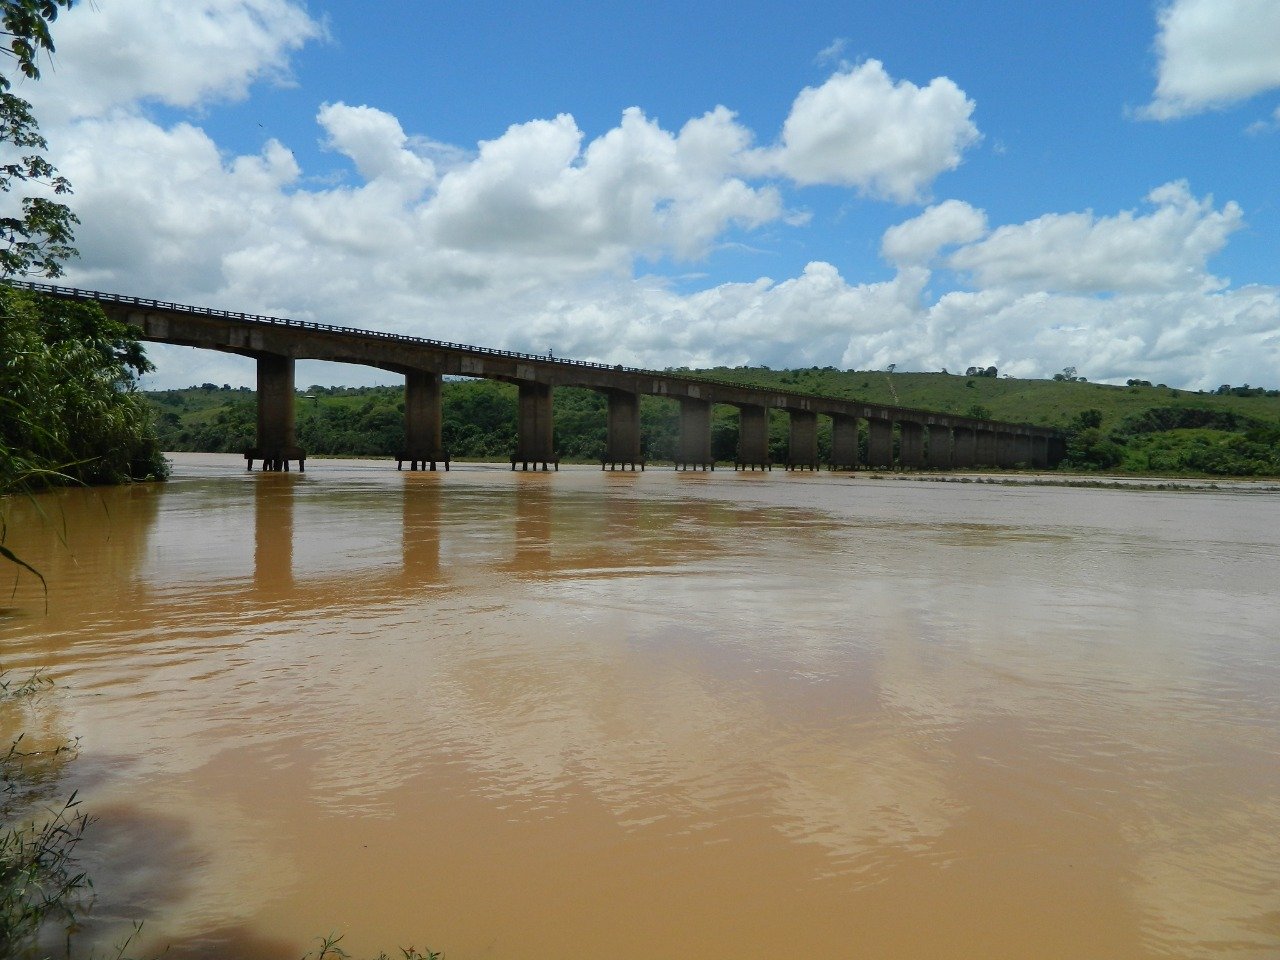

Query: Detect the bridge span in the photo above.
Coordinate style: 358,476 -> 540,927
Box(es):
13,281 -> 1065,473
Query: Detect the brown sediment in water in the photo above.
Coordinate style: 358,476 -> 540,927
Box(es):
2,453 -> 1278,959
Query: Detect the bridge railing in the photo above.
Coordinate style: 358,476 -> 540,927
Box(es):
6,279 -> 1055,434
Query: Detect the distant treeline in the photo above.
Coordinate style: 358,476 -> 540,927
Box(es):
146,368 -> 1280,476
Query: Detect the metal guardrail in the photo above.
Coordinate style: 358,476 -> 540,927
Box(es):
7,279 -> 1054,433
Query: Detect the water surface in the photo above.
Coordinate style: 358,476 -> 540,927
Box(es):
3,454 -> 1279,959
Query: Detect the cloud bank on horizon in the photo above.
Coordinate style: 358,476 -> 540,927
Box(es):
19,0 -> 1280,390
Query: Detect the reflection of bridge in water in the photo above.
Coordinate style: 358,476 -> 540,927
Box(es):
16,281 -> 1065,474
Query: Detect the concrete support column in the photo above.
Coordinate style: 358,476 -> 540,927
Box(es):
398,369 -> 447,471
830,414 -> 860,470
996,431 -> 1018,468
925,424 -> 952,469
603,389 -> 644,470
1013,432 -> 1033,466
513,381 -> 557,470
976,429 -> 998,466
1048,436 -> 1067,468
1030,435 -> 1049,469
247,353 -> 304,472
676,397 -> 714,470
734,404 -> 770,470
899,420 -> 926,469
952,427 -> 976,468
786,409 -> 819,470
867,418 -> 894,468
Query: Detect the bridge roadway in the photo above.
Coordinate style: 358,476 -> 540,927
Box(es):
13,280 -> 1065,473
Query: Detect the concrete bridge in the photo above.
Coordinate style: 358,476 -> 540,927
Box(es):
13,281 -> 1065,473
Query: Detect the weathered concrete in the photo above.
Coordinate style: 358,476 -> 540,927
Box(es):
899,421 -> 926,469
925,424 -> 952,469
952,427 -> 976,468
1030,434 -> 1049,470
734,404 -> 770,470
246,354 -> 304,471
996,431 -> 1018,468
676,396 -> 714,470
1013,432 -> 1034,466
830,414 -> 860,470
603,389 -> 644,470
513,381 -> 557,470
786,409 -> 819,470
867,418 -> 894,468
976,428 -> 998,467
398,369 -> 448,471
1048,435 -> 1068,467
18,282 -> 1065,471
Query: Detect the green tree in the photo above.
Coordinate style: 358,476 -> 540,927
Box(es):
1,0 -> 78,278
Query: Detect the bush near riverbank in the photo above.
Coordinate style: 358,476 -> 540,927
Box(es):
145,368 -> 1280,477
0,286 -> 168,490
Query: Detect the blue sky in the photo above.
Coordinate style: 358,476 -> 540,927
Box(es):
20,0 -> 1280,389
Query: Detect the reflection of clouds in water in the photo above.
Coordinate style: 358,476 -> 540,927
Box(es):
12,465 -> 1280,957
284,566 -> 967,880
771,732 -> 958,881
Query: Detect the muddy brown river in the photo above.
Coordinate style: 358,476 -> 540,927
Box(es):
3,453 -> 1279,959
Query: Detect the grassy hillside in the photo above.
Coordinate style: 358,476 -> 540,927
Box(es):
693,366 -> 1280,431
145,370 -> 1280,476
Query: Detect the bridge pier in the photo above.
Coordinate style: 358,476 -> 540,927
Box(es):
512,381 -> 558,471
398,369 -> 449,471
952,427 -> 976,468
1048,435 -> 1067,467
867,418 -> 894,468
734,404 -> 771,470
245,354 -> 305,472
898,420 -> 925,469
975,428 -> 998,466
1030,434 -> 1049,469
996,431 -> 1018,468
925,424 -> 952,469
676,397 -> 714,470
785,409 -> 819,470
602,389 -> 644,470
1013,432 -> 1033,466
829,414 -> 860,471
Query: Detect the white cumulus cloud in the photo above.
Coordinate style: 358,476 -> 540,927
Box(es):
881,200 -> 988,266
18,0 -> 1280,395
28,0 -> 324,123
947,182 -> 1244,294
757,60 -> 980,202
1142,0 -> 1280,119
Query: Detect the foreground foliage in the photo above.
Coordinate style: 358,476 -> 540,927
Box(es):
0,668 -> 92,959
0,285 -> 168,489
